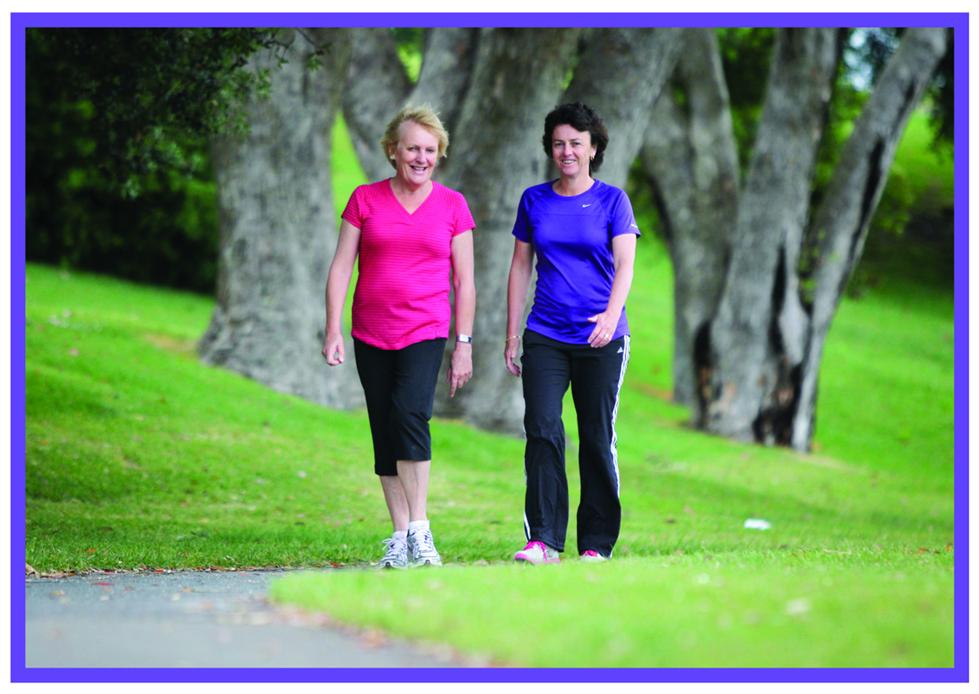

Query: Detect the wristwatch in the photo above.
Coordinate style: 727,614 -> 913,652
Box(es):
456,334 -> 473,344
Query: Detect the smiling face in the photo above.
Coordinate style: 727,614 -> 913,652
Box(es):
551,124 -> 597,180
390,121 -> 439,188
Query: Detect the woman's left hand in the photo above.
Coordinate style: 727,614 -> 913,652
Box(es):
587,309 -> 621,348
448,344 -> 473,397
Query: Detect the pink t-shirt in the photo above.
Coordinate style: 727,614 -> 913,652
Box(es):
342,179 -> 476,350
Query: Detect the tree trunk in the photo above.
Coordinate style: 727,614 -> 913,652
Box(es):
640,28 -> 739,408
410,28 -> 479,141
341,29 -> 410,183
791,27 -> 948,450
563,28 -> 685,188
433,28 -> 581,433
701,28 -> 839,443
199,29 -> 362,408
341,28 -> 478,183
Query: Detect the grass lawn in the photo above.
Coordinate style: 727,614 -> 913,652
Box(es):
24,233 -> 953,666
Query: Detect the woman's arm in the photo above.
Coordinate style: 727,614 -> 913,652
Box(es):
586,233 -> 637,348
322,220 -> 361,365
504,239 -> 535,376
448,230 -> 476,397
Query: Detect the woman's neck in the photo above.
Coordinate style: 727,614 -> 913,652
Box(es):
553,173 -> 594,197
391,176 -> 432,197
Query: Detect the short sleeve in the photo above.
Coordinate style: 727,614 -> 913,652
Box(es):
452,191 -> 476,236
609,188 -> 641,238
511,190 -> 532,243
341,185 -> 365,229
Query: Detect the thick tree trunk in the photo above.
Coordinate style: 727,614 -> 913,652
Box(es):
341,29 -> 411,183
562,28 -> 685,188
199,29 -> 362,408
341,28 -> 478,183
791,27 -> 948,450
410,28 -> 479,146
702,28 -> 839,443
434,28 -> 581,433
640,28 -> 739,408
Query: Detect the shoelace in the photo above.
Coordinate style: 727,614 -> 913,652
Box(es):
412,530 -> 439,559
381,537 -> 407,563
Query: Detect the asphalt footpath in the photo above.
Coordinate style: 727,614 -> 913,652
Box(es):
25,569 -> 469,668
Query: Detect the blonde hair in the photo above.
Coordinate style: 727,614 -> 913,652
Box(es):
380,104 -> 449,169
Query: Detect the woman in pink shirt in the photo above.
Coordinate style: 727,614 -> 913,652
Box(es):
322,105 -> 476,569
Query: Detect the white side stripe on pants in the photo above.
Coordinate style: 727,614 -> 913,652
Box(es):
609,335 -> 630,496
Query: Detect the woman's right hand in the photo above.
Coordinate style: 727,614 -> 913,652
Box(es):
322,332 -> 345,366
504,336 -> 521,377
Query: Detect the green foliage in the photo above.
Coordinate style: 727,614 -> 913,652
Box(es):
716,28 -> 776,172
28,28 -> 279,188
391,28 -> 424,83
24,29 -> 353,293
25,28 -> 278,293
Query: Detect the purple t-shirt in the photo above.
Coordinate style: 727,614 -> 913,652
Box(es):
512,179 -> 640,344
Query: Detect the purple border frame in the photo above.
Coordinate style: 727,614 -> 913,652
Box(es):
10,12 -> 968,684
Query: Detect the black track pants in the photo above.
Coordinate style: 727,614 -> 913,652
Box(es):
520,329 -> 630,556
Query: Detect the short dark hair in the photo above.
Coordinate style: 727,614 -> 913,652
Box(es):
541,102 -> 609,173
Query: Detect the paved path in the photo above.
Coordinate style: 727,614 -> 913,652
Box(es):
26,569 -> 464,668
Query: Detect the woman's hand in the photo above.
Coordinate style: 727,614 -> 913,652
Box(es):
448,343 -> 473,397
587,309 -> 622,348
322,331 -> 345,366
504,336 -> 521,376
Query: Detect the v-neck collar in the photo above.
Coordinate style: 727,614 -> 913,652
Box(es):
387,178 -> 435,216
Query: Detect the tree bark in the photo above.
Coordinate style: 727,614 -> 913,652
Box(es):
702,28 -> 839,443
410,28 -> 479,148
790,27 -> 948,450
341,28 -> 479,183
199,29 -> 362,408
640,28 -> 739,408
341,29 -> 411,183
563,28 -> 685,188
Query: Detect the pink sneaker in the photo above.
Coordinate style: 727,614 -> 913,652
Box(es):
514,541 -> 560,564
580,550 -> 608,562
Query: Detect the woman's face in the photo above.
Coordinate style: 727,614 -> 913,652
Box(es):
391,121 -> 439,187
551,124 -> 596,179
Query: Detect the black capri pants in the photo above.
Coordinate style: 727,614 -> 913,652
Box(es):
353,337 -> 446,476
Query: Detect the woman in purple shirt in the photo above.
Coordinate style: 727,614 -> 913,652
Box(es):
505,102 -> 640,564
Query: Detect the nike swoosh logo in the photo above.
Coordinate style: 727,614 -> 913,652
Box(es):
582,203 -> 592,208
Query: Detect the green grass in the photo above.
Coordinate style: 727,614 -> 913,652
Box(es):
24,235 -> 953,666
24,110 -> 954,667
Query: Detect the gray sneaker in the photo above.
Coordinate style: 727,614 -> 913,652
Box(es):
378,535 -> 408,569
407,528 -> 442,567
